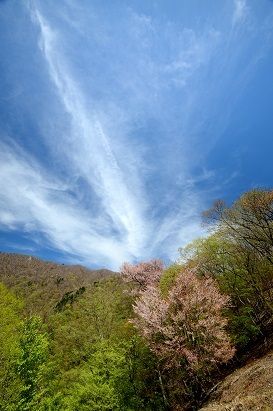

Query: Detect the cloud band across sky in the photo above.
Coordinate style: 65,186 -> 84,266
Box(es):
0,0 -> 273,269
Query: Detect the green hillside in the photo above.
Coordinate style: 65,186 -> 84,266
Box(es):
1,189 -> 273,410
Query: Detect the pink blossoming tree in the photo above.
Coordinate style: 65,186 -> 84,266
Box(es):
120,258 -> 164,294
121,262 -> 235,408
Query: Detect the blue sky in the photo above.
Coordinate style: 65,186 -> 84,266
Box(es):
1,0 -> 273,270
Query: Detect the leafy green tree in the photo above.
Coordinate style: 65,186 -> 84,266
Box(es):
0,282 -> 23,409
47,277 -> 164,410
15,316 -> 49,410
203,188 -> 273,266
203,189 -> 273,330
63,341 -> 134,410
159,264 -> 182,297
176,189 -> 273,348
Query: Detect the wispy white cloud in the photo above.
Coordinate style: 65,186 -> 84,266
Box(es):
232,0 -> 248,25
31,7 -> 151,255
0,138 -> 133,268
0,134 -> 204,268
1,0 -> 272,269
28,4 -> 214,266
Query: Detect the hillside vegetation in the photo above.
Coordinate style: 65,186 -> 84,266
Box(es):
0,252 -> 114,317
1,188 -> 273,410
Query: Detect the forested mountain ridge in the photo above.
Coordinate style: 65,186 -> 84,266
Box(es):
0,252 -> 115,316
0,252 -> 115,285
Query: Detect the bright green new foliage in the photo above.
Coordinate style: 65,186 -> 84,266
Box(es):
0,282 -> 23,409
15,316 -> 49,410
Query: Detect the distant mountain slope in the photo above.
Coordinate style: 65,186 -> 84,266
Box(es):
0,252 -> 116,316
